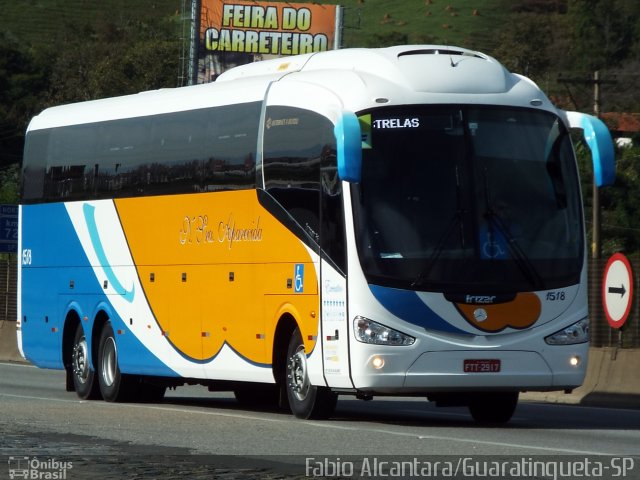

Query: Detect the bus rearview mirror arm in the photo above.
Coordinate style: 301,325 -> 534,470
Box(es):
335,112 -> 362,183
565,111 -> 616,187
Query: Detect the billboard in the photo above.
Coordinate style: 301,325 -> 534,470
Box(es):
197,0 -> 340,83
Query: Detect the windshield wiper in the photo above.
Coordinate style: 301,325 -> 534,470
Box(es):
484,209 -> 543,289
412,164 -> 466,288
480,162 -> 544,290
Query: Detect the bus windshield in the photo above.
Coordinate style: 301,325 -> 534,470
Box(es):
352,105 -> 583,294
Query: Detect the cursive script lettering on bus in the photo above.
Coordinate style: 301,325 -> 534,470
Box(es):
179,215 -> 215,245
218,215 -> 263,250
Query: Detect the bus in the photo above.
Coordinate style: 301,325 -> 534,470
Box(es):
17,45 -> 615,423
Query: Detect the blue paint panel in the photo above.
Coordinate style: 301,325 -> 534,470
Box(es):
335,112 -> 362,183
21,203 -> 86,367
106,312 -> 179,377
20,203 -> 177,377
368,284 -> 467,335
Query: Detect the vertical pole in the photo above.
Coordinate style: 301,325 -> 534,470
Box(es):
188,0 -> 201,86
5,260 -> 9,322
591,70 -> 609,345
592,70 -> 601,260
334,5 -> 344,50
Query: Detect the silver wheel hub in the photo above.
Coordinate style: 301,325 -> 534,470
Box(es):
101,337 -> 117,387
287,345 -> 310,401
72,336 -> 90,384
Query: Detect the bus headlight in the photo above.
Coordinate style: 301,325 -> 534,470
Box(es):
545,318 -> 589,345
354,316 -> 415,346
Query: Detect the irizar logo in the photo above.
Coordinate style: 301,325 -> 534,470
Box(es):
465,295 -> 496,304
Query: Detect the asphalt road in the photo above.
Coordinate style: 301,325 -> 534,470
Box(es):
1,361 -> 639,479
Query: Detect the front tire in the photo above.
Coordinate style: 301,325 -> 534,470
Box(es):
71,323 -> 101,400
285,327 -> 337,419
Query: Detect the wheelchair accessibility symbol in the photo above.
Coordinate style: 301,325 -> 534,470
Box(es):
483,238 -> 506,258
480,228 -> 508,260
294,264 -> 304,293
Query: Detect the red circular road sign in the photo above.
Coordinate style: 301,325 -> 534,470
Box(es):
602,253 -> 634,329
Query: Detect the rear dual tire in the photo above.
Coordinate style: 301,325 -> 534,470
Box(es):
97,322 -> 166,403
71,321 -> 165,403
97,322 -> 131,402
71,323 -> 101,400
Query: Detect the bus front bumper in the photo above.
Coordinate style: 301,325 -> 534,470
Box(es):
349,345 -> 588,394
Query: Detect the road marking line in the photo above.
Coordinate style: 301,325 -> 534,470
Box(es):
0,361 -> 34,368
304,420 -> 615,455
0,392 -> 84,403
415,433 -> 613,456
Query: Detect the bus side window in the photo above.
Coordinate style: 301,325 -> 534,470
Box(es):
21,129 -> 48,203
149,110 -> 206,195
203,103 -> 259,191
45,124 -> 98,201
263,107 -> 326,248
96,117 -> 152,198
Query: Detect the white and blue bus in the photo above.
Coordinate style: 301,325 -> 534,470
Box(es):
18,45 -> 615,423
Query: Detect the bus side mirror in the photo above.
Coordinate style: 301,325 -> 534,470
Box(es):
566,111 -> 616,187
335,112 -> 362,183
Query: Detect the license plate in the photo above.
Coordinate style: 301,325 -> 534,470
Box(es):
463,359 -> 501,373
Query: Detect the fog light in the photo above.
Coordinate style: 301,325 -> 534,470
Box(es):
569,355 -> 581,367
372,356 -> 385,369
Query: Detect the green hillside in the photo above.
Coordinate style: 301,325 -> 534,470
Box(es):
1,0 -> 638,115
0,1 -> 182,45
0,0 -> 504,52
332,0 -> 506,50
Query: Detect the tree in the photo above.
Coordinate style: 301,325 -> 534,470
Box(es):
0,14 -> 181,204
568,0 -> 640,71
492,14 -> 553,78
599,144 -> 640,256
0,164 -> 19,204
46,16 -> 181,105
0,33 -> 48,169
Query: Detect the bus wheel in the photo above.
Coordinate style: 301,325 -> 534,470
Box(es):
468,392 -> 518,424
71,323 -> 100,400
285,327 -> 337,419
97,322 -> 134,402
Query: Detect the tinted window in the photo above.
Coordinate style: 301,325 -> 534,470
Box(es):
21,102 -> 261,203
263,107 -> 330,246
21,130 -> 48,201
202,103 -> 259,191
352,105 -> 583,293
321,144 -> 346,273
